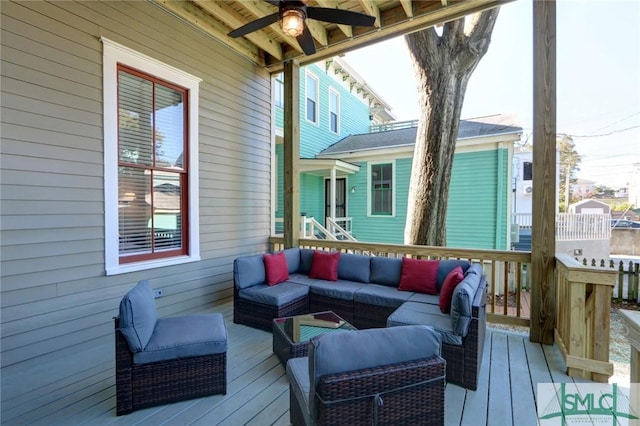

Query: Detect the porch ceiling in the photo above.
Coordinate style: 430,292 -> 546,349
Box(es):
152,0 -> 507,72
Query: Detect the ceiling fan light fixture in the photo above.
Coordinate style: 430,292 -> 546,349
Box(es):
281,8 -> 305,37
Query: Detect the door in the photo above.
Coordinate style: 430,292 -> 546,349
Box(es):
325,178 -> 346,227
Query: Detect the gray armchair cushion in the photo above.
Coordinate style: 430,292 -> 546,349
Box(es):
238,282 -> 309,306
308,325 -> 441,418
370,257 -> 402,287
437,260 -> 471,291
234,254 -> 266,289
337,253 -> 371,283
450,263 -> 483,336
119,280 -> 158,352
133,313 -> 227,364
286,357 -> 312,426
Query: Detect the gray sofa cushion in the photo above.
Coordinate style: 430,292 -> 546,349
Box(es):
308,325 -> 441,418
353,284 -> 413,308
337,253 -> 371,283
451,263 -> 483,336
234,254 -> 266,289
437,259 -> 471,291
119,280 -> 158,352
387,302 -> 462,345
307,279 -> 364,300
133,313 -> 227,364
370,257 -> 402,287
283,247 -> 301,274
238,282 -> 309,306
299,249 -> 315,274
286,357 -> 312,426
407,292 -> 440,306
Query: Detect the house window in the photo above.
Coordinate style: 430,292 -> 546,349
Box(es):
329,88 -> 339,134
523,161 -> 533,180
370,163 -> 393,216
102,38 -> 201,275
274,73 -> 284,108
306,73 -> 318,124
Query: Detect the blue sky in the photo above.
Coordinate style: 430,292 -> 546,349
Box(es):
343,0 -> 640,189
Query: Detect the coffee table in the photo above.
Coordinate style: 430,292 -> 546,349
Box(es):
272,311 -> 356,366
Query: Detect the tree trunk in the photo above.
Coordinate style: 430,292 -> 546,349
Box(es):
403,9 -> 500,246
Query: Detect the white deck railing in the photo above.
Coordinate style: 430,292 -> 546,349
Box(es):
326,217 -> 356,241
513,213 -> 611,241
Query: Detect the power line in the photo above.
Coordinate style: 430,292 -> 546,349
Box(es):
569,125 -> 640,138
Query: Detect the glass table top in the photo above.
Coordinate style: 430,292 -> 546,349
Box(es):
275,311 -> 356,343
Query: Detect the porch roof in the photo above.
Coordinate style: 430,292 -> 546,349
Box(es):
299,158 -> 360,176
152,0 -> 509,72
318,113 -> 523,155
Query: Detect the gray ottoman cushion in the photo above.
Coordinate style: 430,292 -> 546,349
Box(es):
239,282 -> 308,306
119,280 -> 158,352
133,313 -> 227,364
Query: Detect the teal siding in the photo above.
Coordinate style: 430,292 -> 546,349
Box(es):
349,149 -> 511,249
274,63 -> 370,157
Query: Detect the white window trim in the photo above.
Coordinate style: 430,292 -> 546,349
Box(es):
328,87 -> 340,135
305,71 -> 319,125
367,160 -> 396,218
102,38 -> 202,276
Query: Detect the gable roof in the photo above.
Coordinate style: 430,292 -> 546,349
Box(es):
318,114 -> 523,156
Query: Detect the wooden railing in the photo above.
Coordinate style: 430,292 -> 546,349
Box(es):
269,237 -> 532,326
555,253 -> 616,383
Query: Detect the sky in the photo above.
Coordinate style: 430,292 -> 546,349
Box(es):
342,0 -> 640,189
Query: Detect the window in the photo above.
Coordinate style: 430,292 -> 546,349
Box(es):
523,161 -> 533,181
274,73 -> 284,108
306,73 -> 318,124
329,88 -> 339,134
102,38 -> 201,275
370,163 -> 393,216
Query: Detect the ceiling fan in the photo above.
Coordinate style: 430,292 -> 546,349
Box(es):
228,0 -> 376,56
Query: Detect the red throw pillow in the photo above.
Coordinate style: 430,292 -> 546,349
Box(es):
308,250 -> 340,281
263,252 -> 289,286
398,258 -> 439,294
439,266 -> 465,313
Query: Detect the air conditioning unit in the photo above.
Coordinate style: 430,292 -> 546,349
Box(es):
523,184 -> 533,195
510,223 -> 520,244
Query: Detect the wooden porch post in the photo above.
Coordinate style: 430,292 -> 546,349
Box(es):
530,0 -> 556,344
283,60 -> 300,248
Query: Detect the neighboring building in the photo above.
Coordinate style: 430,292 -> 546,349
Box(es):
315,114 -> 523,249
571,179 -> 596,200
272,57 -> 394,234
630,163 -> 640,207
568,198 -> 610,214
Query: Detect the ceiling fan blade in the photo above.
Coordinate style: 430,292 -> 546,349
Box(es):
228,13 -> 279,38
263,0 -> 281,7
296,26 -> 316,55
307,7 -> 375,27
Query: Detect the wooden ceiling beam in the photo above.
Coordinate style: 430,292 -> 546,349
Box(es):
359,0 -> 382,26
154,0 -> 264,66
315,0 -> 353,38
194,0 -> 282,60
399,0 -> 413,18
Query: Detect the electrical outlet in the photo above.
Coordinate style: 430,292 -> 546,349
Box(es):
152,289 -> 164,298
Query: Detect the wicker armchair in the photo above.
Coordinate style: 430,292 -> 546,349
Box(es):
287,326 -> 446,426
115,281 -> 227,415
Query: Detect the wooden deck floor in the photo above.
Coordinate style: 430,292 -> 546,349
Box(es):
12,300 -> 586,426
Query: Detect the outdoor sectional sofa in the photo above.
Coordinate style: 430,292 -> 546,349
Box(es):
233,248 -> 487,390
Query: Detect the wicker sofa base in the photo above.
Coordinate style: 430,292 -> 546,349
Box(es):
309,294 -> 354,324
290,356 -> 446,426
115,318 -> 227,415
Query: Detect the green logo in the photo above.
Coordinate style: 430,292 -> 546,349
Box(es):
538,383 -> 639,425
